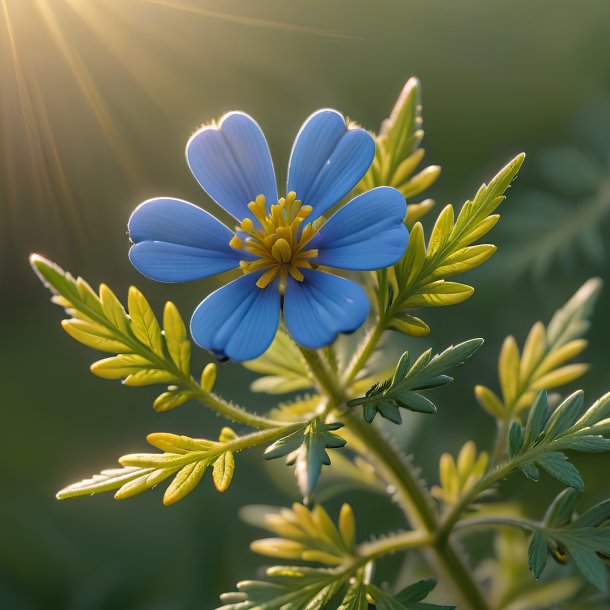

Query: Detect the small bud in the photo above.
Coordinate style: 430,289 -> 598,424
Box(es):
200,362 -> 217,391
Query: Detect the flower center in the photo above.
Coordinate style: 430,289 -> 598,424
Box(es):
229,191 -> 318,290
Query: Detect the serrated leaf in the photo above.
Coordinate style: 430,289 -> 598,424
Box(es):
564,541 -> 608,593
99,284 -> 131,335
349,339 -> 482,424
536,452 -> 584,491
520,462 -> 540,481
508,421 -> 524,458
528,530 -> 549,579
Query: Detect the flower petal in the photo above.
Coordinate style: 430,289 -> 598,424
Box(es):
309,186 -> 409,270
283,270 -> 369,349
190,273 -> 281,361
287,109 -> 375,220
128,197 -> 240,282
186,112 -> 278,220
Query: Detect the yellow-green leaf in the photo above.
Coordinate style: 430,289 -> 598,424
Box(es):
163,460 -> 209,505
153,390 -> 194,412
403,281 -> 473,308
99,284 -> 131,335
90,353 -> 152,379
433,244 -> 496,278
114,467 -> 178,500
474,384 -> 505,418
61,319 -> 129,353
427,204 -> 454,258
338,503 -> 356,551
212,451 -> 235,492
128,286 -> 164,356
387,314 -> 430,337
399,165 -> 441,198
123,368 -> 175,387
405,198 -> 435,226
519,321 -> 547,380
163,301 -> 190,373
531,364 -> 590,391
499,335 -> 520,406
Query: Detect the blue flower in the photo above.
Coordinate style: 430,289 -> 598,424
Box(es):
128,109 -> 409,361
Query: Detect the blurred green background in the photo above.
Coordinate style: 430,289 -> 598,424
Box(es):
2,1 -> 610,608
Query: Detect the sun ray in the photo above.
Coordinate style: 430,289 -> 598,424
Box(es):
144,0 -> 354,40
34,0 -> 144,184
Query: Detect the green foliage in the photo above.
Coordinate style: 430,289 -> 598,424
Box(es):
56,424 -> 306,505
506,390 -> 610,489
265,418 -> 346,499
367,580 -> 454,610
31,255 -> 191,389
348,339 -> 483,424
249,503 -> 357,565
243,331 -> 313,394
527,489 -> 610,592
219,572 -> 453,610
379,154 -> 524,335
357,76 -> 440,226
30,254 -> 279,428
476,278 -> 601,422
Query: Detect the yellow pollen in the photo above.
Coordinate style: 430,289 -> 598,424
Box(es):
230,192 -> 319,291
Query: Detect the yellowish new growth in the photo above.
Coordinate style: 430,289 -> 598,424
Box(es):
432,441 -> 489,505
476,321 -> 588,421
231,192 -> 318,291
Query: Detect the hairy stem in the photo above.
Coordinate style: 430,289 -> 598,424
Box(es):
346,416 -> 490,610
342,320 -> 386,386
302,335 -> 490,608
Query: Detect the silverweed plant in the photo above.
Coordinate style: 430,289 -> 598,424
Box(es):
31,78 -> 610,609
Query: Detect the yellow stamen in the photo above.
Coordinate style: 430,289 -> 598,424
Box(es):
232,193 -> 319,291
229,235 -> 243,250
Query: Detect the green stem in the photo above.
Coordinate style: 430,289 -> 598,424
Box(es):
357,530 -> 432,561
184,380 -> 286,430
346,416 -> 490,610
453,516 -> 538,534
298,347 -> 345,405
342,320 -> 386,386
300,322 -> 490,608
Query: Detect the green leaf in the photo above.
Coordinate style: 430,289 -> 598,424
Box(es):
528,530 -> 549,579
388,154 -> 524,317
366,582 -> 455,610
349,339 -> 483,424
544,488 -> 580,528
524,490 -> 610,592
522,391 -> 549,447
536,452 -> 584,491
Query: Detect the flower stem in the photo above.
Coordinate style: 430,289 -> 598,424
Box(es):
342,319 -> 386,386
346,416 -> 490,610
